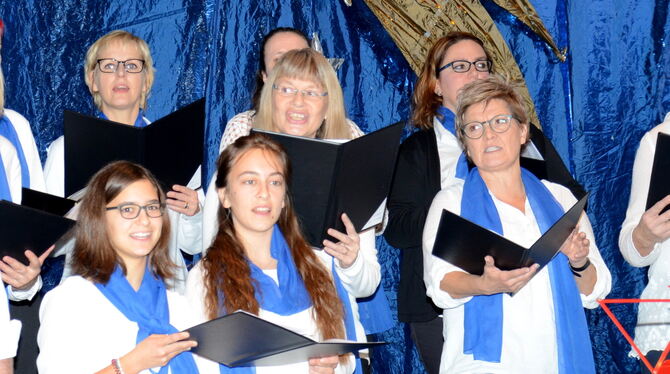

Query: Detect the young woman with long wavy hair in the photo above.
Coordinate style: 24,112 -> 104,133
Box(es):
187,133 -> 365,374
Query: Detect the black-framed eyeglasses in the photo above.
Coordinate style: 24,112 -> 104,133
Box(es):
97,58 -> 146,74
272,84 -> 328,99
461,114 -> 515,139
105,202 -> 165,219
437,59 -> 492,74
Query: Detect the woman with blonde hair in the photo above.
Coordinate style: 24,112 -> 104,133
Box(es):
43,30 -> 203,292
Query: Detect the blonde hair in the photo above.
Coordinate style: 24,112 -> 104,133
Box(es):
254,48 -> 352,139
84,30 -> 155,111
455,75 -> 530,150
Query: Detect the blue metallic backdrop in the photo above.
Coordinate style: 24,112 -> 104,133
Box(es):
0,1 -> 668,373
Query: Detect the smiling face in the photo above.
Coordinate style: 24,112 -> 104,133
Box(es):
219,148 -> 286,240
89,40 -> 148,118
271,77 -> 328,138
262,32 -> 310,81
435,39 -> 489,112
463,98 -> 528,174
105,179 -> 162,268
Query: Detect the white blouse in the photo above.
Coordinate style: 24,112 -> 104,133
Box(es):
37,276 -> 208,373
423,179 -> 611,373
618,112 -> 670,356
185,249 -> 365,374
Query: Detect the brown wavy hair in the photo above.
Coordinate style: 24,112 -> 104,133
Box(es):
411,32 -> 490,130
71,161 -> 174,284
202,133 -> 345,340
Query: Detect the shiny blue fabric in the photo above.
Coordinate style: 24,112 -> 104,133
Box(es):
0,1 -> 668,373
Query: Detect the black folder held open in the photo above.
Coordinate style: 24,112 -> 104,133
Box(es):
0,189 -> 75,265
431,193 -> 588,276
186,311 -> 384,367
646,132 -> 670,212
63,98 -> 205,196
252,122 -> 404,247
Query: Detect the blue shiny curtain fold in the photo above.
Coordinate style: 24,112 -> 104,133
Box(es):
1,1 -> 669,373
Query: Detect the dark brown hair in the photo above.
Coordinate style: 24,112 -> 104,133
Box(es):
411,32 -> 490,130
202,133 -> 345,340
71,161 -> 173,284
251,27 -> 310,111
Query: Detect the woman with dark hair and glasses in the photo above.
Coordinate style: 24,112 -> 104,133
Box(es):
422,75 -> 610,373
384,31 -> 584,374
37,161 -> 203,373
43,30 -> 203,293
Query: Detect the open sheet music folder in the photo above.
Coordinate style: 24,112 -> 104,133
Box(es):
431,193 -> 588,276
252,122 -> 404,247
646,132 -> 670,212
63,98 -> 205,196
0,190 -> 76,264
186,311 -> 385,367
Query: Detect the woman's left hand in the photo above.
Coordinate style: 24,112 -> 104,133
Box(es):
166,184 -> 200,216
308,355 -> 339,374
323,213 -> 360,268
0,245 -> 54,291
560,227 -> 590,268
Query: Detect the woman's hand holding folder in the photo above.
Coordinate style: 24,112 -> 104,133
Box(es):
0,245 -> 54,291
323,213 -> 360,268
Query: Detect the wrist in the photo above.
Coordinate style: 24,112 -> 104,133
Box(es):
632,225 -> 656,252
569,258 -> 591,277
117,355 -> 138,374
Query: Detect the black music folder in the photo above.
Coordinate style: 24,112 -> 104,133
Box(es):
252,122 -> 404,247
646,132 -> 670,211
63,98 -> 205,196
186,311 -> 385,367
431,193 -> 588,275
0,194 -> 75,265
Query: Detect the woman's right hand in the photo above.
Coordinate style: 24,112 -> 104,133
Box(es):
120,332 -> 196,374
477,256 -> 539,295
632,195 -> 670,255
308,355 -> 339,374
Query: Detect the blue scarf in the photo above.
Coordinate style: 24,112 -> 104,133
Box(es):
0,114 -> 30,187
460,168 -> 595,373
0,149 -> 11,202
219,225 -> 361,373
99,109 -> 148,128
95,265 -> 198,374
435,106 -> 468,179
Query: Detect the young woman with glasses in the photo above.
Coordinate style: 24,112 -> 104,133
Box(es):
37,161 -> 204,374
43,30 -> 203,292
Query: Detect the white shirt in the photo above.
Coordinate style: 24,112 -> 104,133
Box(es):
0,279 -> 21,360
433,117 -> 465,189
37,275 -> 207,373
423,179 -> 611,374
4,109 -> 46,192
186,249 -> 365,374
201,111 -> 380,298
618,111 -> 670,356
0,135 -> 21,203
44,122 -> 204,294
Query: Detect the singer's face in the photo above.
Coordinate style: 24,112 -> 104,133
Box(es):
271,77 -> 328,139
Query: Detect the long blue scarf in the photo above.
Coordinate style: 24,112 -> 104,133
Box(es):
460,168 -> 595,373
219,225 -> 361,373
435,106 -> 468,179
0,114 -> 29,187
0,147 -> 12,202
99,109 -> 148,128
96,265 -> 198,374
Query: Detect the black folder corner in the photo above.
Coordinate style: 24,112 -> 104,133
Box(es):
186,311 -> 384,367
252,122 -> 404,247
0,198 -> 75,265
64,98 -> 205,196
431,193 -> 589,275
646,132 -> 670,211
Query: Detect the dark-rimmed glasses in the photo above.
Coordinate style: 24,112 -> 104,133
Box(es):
461,114 -> 515,139
437,59 -> 492,74
105,202 -> 165,219
97,58 -> 146,74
